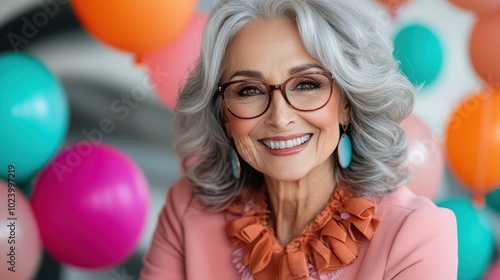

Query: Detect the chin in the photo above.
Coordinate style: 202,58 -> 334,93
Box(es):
263,170 -> 309,183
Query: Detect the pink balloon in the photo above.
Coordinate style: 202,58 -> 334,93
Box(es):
145,12 -> 208,110
31,142 -> 149,269
484,261 -> 500,280
375,0 -> 412,18
401,114 -> 444,200
0,181 -> 42,280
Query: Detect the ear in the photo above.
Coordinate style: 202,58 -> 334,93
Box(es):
339,96 -> 350,125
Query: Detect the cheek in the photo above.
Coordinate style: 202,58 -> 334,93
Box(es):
317,116 -> 340,150
316,110 -> 339,128
315,100 -> 341,132
311,100 -> 342,150
227,116 -> 262,167
226,113 -> 259,142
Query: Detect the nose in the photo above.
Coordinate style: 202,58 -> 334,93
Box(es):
264,88 -> 296,129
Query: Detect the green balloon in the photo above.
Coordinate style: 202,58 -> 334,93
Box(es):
0,53 -> 69,183
393,24 -> 443,88
437,198 -> 494,280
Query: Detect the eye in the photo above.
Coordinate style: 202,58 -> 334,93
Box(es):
232,83 -> 266,97
293,79 -> 322,91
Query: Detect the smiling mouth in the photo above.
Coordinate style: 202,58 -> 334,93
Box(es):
261,134 -> 311,150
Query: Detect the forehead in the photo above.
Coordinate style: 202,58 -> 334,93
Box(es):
222,18 -> 322,81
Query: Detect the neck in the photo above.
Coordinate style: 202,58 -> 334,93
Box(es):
265,164 -> 337,246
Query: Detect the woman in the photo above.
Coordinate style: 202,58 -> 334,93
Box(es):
140,0 -> 458,279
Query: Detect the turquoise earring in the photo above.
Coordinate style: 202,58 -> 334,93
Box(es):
230,147 -> 241,179
338,124 -> 352,168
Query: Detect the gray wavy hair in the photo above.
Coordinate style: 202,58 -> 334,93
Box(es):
173,0 -> 414,209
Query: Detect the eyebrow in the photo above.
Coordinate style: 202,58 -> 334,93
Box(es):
229,63 -> 325,80
289,63 -> 325,75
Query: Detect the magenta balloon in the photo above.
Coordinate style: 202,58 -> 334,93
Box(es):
0,181 -> 42,280
145,12 -> 208,110
31,142 -> 149,269
484,261 -> 500,280
401,114 -> 444,200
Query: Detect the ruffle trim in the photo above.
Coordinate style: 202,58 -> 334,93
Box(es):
232,247 -> 344,280
226,186 -> 380,280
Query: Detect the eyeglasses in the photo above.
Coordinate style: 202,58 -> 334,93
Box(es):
218,71 -> 334,119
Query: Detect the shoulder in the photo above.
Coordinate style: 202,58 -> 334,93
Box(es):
379,185 -> 437,209
370,185 -> 457,260
374,186 -> 458,278
164,176 -> 228,226
378,185 -> 457,243
164,176 -> 199,221
377,185 -> 456,224
375,185 -> 457,242
167,176 -> 195,204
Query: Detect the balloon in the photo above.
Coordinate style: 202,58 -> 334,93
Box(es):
376,0 -> 410,7
376,0 -> 411,15
16,180 -> 33,198
484,261 -> 500,280
448,0 -> 500,14
0,181 -> 42,280
0,52 -> 68,183
485,186 -> 500,213
445,90 -> 500,197
71,0 -> 197,61
145,12 -> 208,110
470,10 -> 500,88
31,143 -> 150,269
393,24 -> 443,88
401,114 -> 444,200
437,197 -> 494,280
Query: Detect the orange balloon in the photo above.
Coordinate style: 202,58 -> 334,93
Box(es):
448,0 -> 500,14
71,0 -> 197,58
445,89 -> 500,195
470,10 -> 500,88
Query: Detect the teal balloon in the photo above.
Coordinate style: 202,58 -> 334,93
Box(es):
17,180 -> 33,197
393,24 -> 443,88
486,187 -> 500,213
437,198 -> 494,280
0,53 -> 68,183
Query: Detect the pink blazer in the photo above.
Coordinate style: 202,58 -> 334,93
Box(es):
140,177 -> 458,279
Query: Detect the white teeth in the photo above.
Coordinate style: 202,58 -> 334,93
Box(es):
262,134 -> 311,150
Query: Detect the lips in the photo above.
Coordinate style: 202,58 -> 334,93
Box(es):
261,134 -> 311,150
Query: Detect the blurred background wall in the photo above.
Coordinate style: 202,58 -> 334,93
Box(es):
1,0 -> 500,279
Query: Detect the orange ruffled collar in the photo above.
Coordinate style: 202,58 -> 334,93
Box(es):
226,185 -> 381,280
